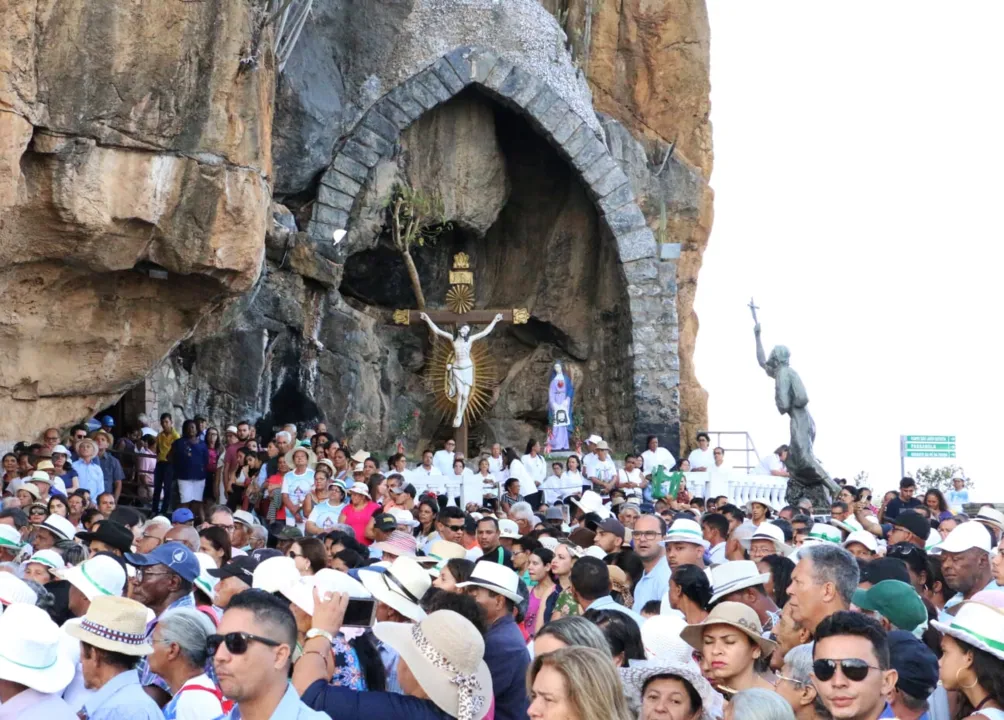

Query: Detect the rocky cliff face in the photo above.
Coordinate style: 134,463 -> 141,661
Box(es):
0,0 -> 273,439
4,0 -> 711,459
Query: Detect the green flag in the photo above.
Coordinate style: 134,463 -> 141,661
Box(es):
650,466 -> 682,500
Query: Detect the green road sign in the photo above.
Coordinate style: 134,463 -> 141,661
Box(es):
901,435 -> 956,458
906,451 -> 956,458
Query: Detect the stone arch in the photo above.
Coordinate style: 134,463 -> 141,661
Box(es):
307,46 -> 676,449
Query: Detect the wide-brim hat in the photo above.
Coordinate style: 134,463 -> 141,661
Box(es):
805,524 -> 842,545
0,525 -> 24,552
975,506 -> 1004,533
681,601 -> 776,656
25,549 -> 65,574
64,596 -> 153,656
281,569 -> 370,616
594,441 -> 611,451
708,561 -> 773,605
284,446 -> 317,468
347,481 -> 371,498
621,658 -> 722,720
0,604 -> 74,693
40,514 -> 77,542
252,556 -> 301,594
193,552 -> 219,598
423,540 -> 469,577
455,561 -> 523,604
570,490 -> 610,519
373,530 -> 419,559
932,600 -> 1004,662
359,556 -> 431,622
640,615 -> 691,662
374,611 -> 492,720
55,555 -> 127,600
665,519 -> 711,549
15,483 -> 40,500
76,520 -> 135,555
739,522 -> 791,556
315,459 -> 336,476
233,509 -> 256,528
29,470 -> 52,486
0,573 -> 38,607
350,450 -> 371,464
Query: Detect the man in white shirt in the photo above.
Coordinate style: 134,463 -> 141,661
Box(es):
411,449 -> 445,494
687,432 -> 715,472
581,434 -> 602,479
587,441 -> 617,494
641,435 -> 676,477
432,439 -> 457,478
487,443 -> 505,475
616,454 -> 644,500
701,512 -> 729,565
754,444 -> 790,476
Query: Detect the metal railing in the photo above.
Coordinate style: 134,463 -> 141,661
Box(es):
704,431 -> 762,474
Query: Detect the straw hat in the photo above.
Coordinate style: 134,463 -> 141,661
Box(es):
29,470 -> 52,486
932,600 -> 1004,662
0,574 -> 38,607
315,459 -> 336,476
455,561 -> 523,604
284,446 -> 317,469
708,561 -> 773,605
351,450 -> 371,464
640,615 -> 691,662
56,554 -> 128,600
681,601 -> 776,656
359,556 -> 431,622
974,506 -> 1004,534
64,596 -> 154,656
281,569 -> 370,616
15,482 -> 40,500
0,604 -> 74,693
233,509 -> 256,528
424,540 -> 469,577
621,658 -> 722,720
373,530 -> 419,559
374,610 -> 492,720
740,522 -> 792,556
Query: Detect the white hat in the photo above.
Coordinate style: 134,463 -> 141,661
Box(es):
56,555 -> 127,600
708,560 -> 771,605
0,604 -> 74,693
498,519 -> 520,540
583,545 -> 607,560
0,574 -> 37,607
140,428 -> 157,439
665,518 -> 711,549
233,509 -> 255,528
285,446 -> 318,468
51,444 -> 71,456
29,471 -> 52,487
932,600 -> 1004,662
359,556 -> 431,622
347,482 -> 371,498
374,611 -> 492,720
842,530 -> 878,553
225,425 -> 239,435
193,553 -> 219,598
64,596 -> 153,656
0,525 -> 24,552
253,556 -> 301,594
974,506 -> 1004,533
539,537 -> 559,552
455,561 -> 523,604
26,549 -> 65,573
570,490 -> 611,519
281,569 -> 370,616
740,522 -> 791,555
621,658 -> 722,720
389,508 -> 419,528
640,614 -> 691,662
40,514 -> 76,542
804,524 -> 842,545
15,482 -> 40,500
351,450 -> 371,463
934,521 -> 993,554
586,435 -> 603,445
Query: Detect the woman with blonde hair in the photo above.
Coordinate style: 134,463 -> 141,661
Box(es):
528,646 -> 633,720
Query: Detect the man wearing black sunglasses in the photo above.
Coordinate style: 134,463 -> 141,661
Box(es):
214,589 -> 327,719
811,611 -> 897,720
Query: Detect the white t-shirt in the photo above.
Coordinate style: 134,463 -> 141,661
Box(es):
521,454 -> 548,486
588,456 -> 617,486
410,465 -> 445,495
281,469 -> 315,507
641,447 -> 676,475
307,501 -> 346,532
581,452 -> 599,479
432,449 -> 456,478
687,447 -> 715,471
164,672 -> 224,720
507,458 -> 537,497
754,453 -> 785,475
487,454 -> 505,475
617,468 -> 644,499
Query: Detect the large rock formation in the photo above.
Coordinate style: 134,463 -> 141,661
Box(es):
0,0 -> 273,439
4,0 -> 712,459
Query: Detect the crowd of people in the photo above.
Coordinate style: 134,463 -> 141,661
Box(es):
0,417 -> 1001,720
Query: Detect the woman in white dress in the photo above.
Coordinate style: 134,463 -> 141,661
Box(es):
476,457 -> 498,508
521,439 -> 548,488
504,447 -> 537,500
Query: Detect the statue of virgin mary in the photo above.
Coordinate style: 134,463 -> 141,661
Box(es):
548,362 -> 574,450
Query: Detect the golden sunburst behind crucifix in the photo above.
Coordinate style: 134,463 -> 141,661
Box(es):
425,337 -> 497,427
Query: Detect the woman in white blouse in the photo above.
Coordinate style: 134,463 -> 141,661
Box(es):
504,447 -> 537,499
521,438 -> 547,487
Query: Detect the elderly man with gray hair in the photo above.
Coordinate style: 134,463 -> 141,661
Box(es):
508,501 -> 537,536
786,543 -> 859,635
776,644 -> 825,720
147,607 -> 226,717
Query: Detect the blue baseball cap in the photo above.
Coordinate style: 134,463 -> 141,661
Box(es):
101,415 -> 115,427
125,542 -> 200,583
887,630 -> 939,699
171,508 -> 195,524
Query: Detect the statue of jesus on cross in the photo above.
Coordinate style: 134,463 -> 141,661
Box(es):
418,312 -> 504,427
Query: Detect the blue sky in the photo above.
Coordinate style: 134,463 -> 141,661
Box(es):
697,2 -> 1004,499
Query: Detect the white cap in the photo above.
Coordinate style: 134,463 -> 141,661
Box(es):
51,444 -> 71,456
498,519 -> 520,539
842,530 -> 878,553
281,569 -> 370,616
934,521 -> 993,554
389,508 -> 418,528
253,556 -> 301,594
140,428 -> 157,439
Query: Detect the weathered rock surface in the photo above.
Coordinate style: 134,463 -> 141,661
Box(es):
0,0 -> 273,440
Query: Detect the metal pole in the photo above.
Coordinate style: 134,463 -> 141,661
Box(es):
899,435 -> 906,479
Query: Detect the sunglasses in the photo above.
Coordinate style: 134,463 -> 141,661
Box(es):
445,524 -> 465,532
207,632 -> 281,656
813,658 -> 878,682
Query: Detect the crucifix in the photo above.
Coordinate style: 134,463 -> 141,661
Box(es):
391,252 -> 529,454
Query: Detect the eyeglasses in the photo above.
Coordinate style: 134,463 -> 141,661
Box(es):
207,632 -> 281,656
633,531 -> 663,541
134,568 -> 172,583
44,435 -> 59,442
812,658 -> 879,682
214,523 -> 236,533
140,533 -> 164,547
776,673 -> 805,686
887,544 -> 922,558
288,551 -> 302,559
73,433 -> 86,440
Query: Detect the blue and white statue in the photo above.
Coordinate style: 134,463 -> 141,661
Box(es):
548,362 -> 574,451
